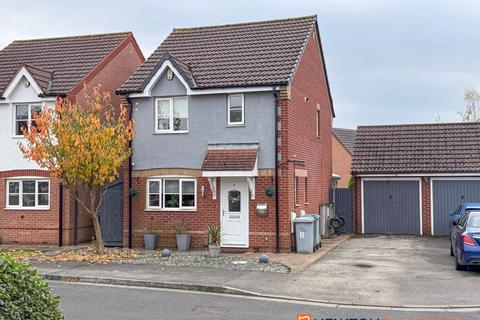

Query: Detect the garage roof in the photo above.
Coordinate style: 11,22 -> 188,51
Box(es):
352,122 -> 480,175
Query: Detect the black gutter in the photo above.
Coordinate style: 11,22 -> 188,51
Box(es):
58,183 -> 63,247
126,96 -> 134,249
273,88 -> 280,253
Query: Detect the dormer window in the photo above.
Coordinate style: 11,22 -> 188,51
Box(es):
155,97 -> 188,133
15,104 -> 43,136
227,94 -> 244,126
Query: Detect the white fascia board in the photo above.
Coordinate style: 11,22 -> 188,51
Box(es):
357,173 -> 480,177
2,66 -> 43,98
202,170 -> 258,177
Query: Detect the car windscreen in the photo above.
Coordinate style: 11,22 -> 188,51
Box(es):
468,212 -> 480,228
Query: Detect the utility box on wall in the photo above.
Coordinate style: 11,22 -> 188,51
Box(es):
256,203 -> 268,216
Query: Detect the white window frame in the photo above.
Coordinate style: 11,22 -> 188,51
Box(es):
227,94 -> 245,126
146,178 -> 197,211
154,97 -> 189,134
14,103 -> 43,137
6,179 -> 50,210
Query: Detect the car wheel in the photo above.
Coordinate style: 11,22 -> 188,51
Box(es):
455,257 -> 466,271
450,243 -> 454,257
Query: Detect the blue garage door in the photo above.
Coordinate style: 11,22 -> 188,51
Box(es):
363,180 -> 421,234
432,179 -> 480,235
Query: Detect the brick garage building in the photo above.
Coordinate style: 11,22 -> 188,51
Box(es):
332,128 -> 356,188
119,16 -> 334,252
352,122 -> 480,236
0,32 -> 144,245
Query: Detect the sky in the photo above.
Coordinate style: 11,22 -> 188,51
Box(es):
1,0 -> 479,129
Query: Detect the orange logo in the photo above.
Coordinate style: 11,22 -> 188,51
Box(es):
296,314 -> 312,320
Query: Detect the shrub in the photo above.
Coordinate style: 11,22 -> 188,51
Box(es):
0,254 -> 63,320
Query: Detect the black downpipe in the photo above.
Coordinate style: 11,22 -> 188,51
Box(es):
273,89 -> 280,253
127,96 -> 133,249
58,183 -> 63,247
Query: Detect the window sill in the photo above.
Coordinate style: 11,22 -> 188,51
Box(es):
154,131 -> 188,135
4,207 -> 51,211
145,208 -> 196,212
12,136 -> 25,139
226,124 -> 245,128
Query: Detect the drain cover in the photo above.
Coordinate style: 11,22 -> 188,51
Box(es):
191,306 -> 230,316
354,263 -> 373,268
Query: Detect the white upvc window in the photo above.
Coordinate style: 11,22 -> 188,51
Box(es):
227,94 -> 245,126
14,103 -> 43,136
6,179 -> 50,209
146,178 -> 196,211
155,97 -> 188,133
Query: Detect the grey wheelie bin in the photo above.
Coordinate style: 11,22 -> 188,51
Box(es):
294,215 -> 316,253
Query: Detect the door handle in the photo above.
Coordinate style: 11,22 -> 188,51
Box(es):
222,209 -> 225,217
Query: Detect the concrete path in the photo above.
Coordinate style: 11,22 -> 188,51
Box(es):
35,235 -> 480,310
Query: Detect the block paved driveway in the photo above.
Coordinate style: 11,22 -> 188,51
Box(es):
227,235 -> 480,307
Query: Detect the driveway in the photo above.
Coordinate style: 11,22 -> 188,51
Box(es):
226,235 -> 480,307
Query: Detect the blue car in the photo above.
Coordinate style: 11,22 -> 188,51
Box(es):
449,203 -> 480,227
450,211 -> 480,270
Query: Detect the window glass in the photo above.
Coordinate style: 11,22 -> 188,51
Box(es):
181,180 -> 195,207
30,105 -> 42,129
173,98 -> 188,131
157,100 -> 171,131
37,181 -> 49,206
8,181 -> 20,206
22,181 -> 36,207
164,180 -> 180,208
228,94 -> 244,124
228,190 -> 241,212
469,214 -> 480,228
148,180 -> 160,207
15,105 -> 28,135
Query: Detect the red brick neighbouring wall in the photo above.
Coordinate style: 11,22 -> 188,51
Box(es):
282,27 -> 333,215
352,176 -> 433,235
332,136 -> 352,188
125,175 -> 287,252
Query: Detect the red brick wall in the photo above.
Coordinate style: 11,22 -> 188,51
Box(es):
281,27 -> 333,219
332,136 -> 352,188
74,41 -> 144,108
352,176 -> 433,235
125,175 -> 286,252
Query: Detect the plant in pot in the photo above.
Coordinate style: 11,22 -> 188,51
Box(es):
172,218 -> 191,252
206,225 -> 221,258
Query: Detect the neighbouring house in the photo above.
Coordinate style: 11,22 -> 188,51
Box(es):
332,128 -> 356,188
0,32 -> 144,245
117,15 -> 335,252
351,122 -> 480,236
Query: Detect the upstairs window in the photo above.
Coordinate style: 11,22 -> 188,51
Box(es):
227,94 -> 244,126
6,179 -> 50,209
316,105 -> 321,138
15,104 -> 43,136
155,97 -> 188,133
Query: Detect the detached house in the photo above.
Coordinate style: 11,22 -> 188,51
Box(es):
118,16 -> 334,252
0,32 -> 144,245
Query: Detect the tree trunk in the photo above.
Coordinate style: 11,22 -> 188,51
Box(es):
91,212 -> 104,254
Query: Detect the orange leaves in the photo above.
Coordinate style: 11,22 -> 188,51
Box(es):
19,85 -> 134,189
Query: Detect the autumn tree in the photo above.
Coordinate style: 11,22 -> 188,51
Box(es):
19,87 -> 134,253
458,88 -> 480,122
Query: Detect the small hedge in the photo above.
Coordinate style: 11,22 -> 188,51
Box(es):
0,254 -> 63,320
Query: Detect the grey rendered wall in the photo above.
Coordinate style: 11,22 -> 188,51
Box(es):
363,180 -> 420,234
131,78 -> 275,170
432,179 -> 480,235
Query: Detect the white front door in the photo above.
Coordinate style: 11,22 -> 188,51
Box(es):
220,178 -> 249,247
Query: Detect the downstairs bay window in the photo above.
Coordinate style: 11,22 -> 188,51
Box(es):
6,179 -> 50,209
147,178 -> 196,211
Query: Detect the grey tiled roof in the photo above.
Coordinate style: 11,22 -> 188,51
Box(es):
332,127 -> 356,154
0,32 -> 131,97
118,16 -> 317,93
351,122 -> 480,175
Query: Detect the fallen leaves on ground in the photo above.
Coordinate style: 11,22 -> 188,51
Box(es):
38,246 -> 139,264
0,249 -> 47,261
